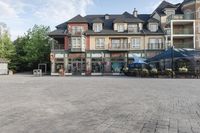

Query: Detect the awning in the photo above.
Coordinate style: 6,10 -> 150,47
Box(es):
146,48 -> 199,63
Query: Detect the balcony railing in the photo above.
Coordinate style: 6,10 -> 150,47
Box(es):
148,43 -> 164,50
167,13 -> 194,23
173,28 -> 194,35
108,43 -> 130,51
71,48 -> 85,52
173,43 -> 194,48
69,31 -> 83,36
51,43 -> 65,51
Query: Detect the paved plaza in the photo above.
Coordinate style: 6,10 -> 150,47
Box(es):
0,76 -> 200,133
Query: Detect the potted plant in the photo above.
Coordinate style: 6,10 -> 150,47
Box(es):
150,68 -> 158,78
123,67 -> 129,76
178,67 -> 188,78
141,68 -> 149,77
178,67 -> 188,73
165,69 -> 174,78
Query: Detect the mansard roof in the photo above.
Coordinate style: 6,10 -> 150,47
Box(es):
154,1 -> 178,15
67,15 -> 88,23
182,0 -> 195,5
51,12 -> 164,36
92,17 -> 104,23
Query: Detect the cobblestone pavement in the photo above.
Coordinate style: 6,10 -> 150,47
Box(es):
0,75 -> 200,133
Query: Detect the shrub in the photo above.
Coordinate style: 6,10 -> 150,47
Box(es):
150,68 -> 158,77
150,68 -> 158,74
178,67 -> 188,73
123,67 -> 129,73
165,69 -> 172,76
129,68 -> 139,76
141,68 -> 149,77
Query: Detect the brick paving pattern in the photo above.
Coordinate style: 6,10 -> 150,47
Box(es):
0,75 -> 200,133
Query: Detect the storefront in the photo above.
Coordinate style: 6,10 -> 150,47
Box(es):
110,53 -> 127,74
51,52 -> 128,76
67,53 -> 86,75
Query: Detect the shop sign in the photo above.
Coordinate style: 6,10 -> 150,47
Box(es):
128,53 -> 141,58
91,53 -> 103,58
111,53 -> 124,58
68,53 -> 85,58
55,54 -> 64,58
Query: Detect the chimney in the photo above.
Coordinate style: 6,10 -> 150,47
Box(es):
133,8 -> 138,17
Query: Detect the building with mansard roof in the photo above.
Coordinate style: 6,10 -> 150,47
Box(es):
49,0 -> 200,76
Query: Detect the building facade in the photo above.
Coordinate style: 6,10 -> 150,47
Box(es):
49,0 -> 200,76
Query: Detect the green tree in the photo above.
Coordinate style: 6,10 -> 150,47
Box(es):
13,25 -> 52,71
0,32 -> 15,59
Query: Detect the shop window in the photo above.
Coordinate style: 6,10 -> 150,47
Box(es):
91,58 -> 104,73
111,58 -> 125,73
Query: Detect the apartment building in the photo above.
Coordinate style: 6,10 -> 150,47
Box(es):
49,0 -> 198,76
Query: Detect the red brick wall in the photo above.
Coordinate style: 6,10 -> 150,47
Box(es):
67,23 -> 88,33
86,36 -> 90,50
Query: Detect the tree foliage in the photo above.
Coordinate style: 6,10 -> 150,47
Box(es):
13,25 -> 52,71
0,32 -> 15,61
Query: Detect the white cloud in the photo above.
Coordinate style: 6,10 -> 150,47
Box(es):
0,1 -> 18,18
0,0 -> 94,40
34,0 -> 94,24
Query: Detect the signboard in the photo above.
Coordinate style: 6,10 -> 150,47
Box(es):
55,54 -> 64,58
91,53 -> 103,58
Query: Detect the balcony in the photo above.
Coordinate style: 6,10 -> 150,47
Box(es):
69,30 -> 83,36
108,43 -> 130,51
70,44 -> 85,52
51,43 -> 65,51
167,13 -> 194,23
173,28 -> 193,35
173,43 -> 194,49
148,43 -> 164,50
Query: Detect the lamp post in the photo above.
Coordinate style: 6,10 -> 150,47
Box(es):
171,46 -> 175,78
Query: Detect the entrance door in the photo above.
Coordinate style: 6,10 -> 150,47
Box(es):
72,61 -> 82,75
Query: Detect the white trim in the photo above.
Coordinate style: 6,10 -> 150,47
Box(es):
91,73 -> 102,76
81,73 -> 86,76
173,35 -> 194,37
193,21 -> 196,49
171,20 -> 173,47
112,73 -> 121,76
51,73 -> 59,76
65,73 -> 72,76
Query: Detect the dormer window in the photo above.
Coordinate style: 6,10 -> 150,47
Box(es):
93,23 -> 102,32
117,24 -> 124,32
165,9 -> 175,17
128,24 -> 138,33
149,23 -> 158,32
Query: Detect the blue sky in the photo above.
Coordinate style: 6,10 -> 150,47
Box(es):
0,0 -> 182,40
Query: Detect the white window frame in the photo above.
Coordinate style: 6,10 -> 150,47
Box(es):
149,38 -> 162,49
131,38 -> 141,49
95,38 -> 105,49
71,37 -> 81,48
71,26 -> 83,34
128,24 -> 138,33
111,39 -> 121,48
117,24 -> 124,32
93,23 -> 102,32
149,23 -> 158,32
